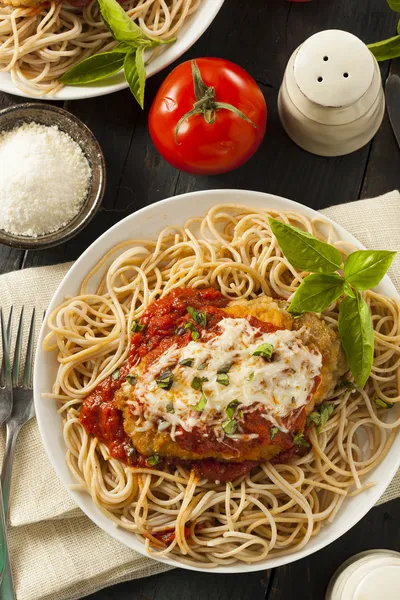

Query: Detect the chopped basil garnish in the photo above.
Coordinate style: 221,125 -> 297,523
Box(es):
226,399 -> 240,419
191,376 -> 207,390
187,306 -> 207,327
131,320 -> 145,333
166,401 -> 174,413
306,411 -> 321,427
238,410 -> 244,420
222,419 -> 237,436
217,361 -> 232,374
185,321 -> 200,341
191,376 -> 202,390
319,403 -> 334,430
291,396 -> 296,404
193,392 -> 207,411
175,326 -> 187,336
375,397 -> 394,409
126,374 -> 137,386
252,343 -> 274,360
293,434 -> 310,447
156,369 -> 174,390
216,373 -> 229,386
306,403 -> 334,432
247,371 -> 254,381
112,368 -> 120,380
147,454 -> 160,466
270,426 -> 279,440
180,358 -> 194,367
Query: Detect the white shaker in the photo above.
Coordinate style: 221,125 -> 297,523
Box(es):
278,29 -> 385,156
326,549 -> 400,600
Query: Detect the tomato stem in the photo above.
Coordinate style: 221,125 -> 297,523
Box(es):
175,60 -> 258,143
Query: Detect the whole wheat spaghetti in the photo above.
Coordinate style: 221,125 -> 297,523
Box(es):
0,0 -> 201,96
43,204 -> 400,567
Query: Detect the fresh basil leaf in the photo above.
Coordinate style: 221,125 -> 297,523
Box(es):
247,371 -> 254,381
368,34 -> 400,61
193,392 -> 207,411
98,0 -> 159,45
388,0 -> 400,11
124,47 -> 146,109
166,401 -> 175,413
216,373 -> 229,386
398,18 -> 400,34
112,368 -> 120,380
270,426 -> 279,440
226,400 -> 239,419
375,397 -> 394,409
147,454 -> 160,466
187,306 -> 207,327
344,250 -> 396,290
60,50 -> 125,84
343,281 -> 356,298
180,358 -> 194,367
156,369 -> 174,390
131,320 -> 145,332
222,419 -> 237,436
338,291 -> 374,389
268,217 -> 343,273
126,374 -> 137,385
252,343 -> 274,360
293,434 -> 310,447
289,273 -> 346,314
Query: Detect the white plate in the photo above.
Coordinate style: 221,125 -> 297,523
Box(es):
34,189 -> 400,573
0,0 -> 225,101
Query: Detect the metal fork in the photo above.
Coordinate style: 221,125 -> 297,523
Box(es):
0,307 -> 36,600
0,309 -> 15,587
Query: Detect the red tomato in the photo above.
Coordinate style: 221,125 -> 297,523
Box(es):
149,58 -> 267,175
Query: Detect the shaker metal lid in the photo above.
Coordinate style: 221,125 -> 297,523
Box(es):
294,29 -> 375,108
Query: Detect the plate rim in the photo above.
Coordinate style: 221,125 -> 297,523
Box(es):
33,188 -> 400,573
0,0 -> 225,101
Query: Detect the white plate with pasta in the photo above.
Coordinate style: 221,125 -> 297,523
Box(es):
34,189 -> 400,572
0,0 -> 224,100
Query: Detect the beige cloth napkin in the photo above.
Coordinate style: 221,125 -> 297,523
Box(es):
1,190 -> 400,600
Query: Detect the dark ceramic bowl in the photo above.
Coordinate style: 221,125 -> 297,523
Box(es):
0,103 -> 106,250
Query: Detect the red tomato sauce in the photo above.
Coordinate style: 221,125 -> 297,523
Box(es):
80,287 -> 314,481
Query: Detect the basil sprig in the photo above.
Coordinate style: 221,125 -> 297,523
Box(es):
368,1 -> 400,61
269,217 -> 396,388
60,0 -> 175,107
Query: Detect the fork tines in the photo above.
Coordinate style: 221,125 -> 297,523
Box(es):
1,307 -> 36,389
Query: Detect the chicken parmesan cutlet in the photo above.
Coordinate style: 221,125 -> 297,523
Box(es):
80,288 -> 347,482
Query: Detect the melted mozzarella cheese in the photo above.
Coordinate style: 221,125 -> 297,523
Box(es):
121,318 -> 322,439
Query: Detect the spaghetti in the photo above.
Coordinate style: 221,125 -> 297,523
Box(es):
43,204 -> 400,566
0,0 -> 201,96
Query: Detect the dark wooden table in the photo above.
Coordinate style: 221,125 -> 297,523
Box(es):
1,0 -> 400,598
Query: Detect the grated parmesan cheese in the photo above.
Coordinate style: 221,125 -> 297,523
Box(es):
0,122 -> 91,237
